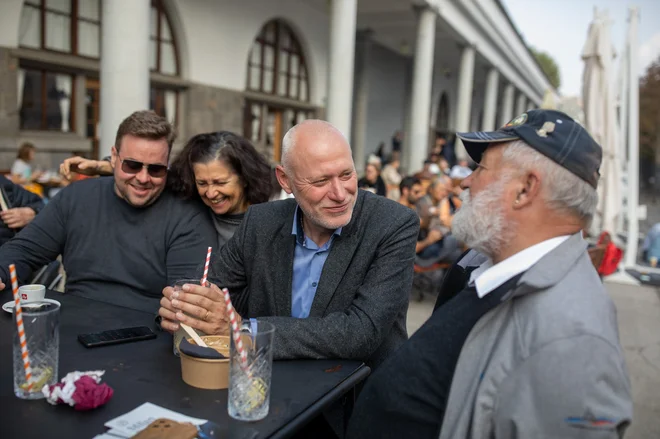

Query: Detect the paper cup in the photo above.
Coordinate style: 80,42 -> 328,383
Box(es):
180,335 -> 230,390
18,284 -> 46,304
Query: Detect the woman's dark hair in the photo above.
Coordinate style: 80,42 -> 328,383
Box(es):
17,142 -> 35,161
168,131 -> 273,206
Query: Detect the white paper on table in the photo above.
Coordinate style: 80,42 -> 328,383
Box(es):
92,434 -> 126,439
103,402 -> 207,438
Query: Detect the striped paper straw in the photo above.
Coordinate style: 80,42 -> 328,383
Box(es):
10,264 -> 33,391
223,288 -> 247,368
201,247 -> 212,287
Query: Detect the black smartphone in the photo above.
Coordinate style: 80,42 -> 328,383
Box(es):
78,326 -> 156,348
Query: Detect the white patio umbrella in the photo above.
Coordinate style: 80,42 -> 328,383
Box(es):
582,9 -> 621,235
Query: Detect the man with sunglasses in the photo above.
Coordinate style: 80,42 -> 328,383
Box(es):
0,111 -> 215,312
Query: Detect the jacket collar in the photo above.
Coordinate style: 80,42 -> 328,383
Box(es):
509,232 -> 588,298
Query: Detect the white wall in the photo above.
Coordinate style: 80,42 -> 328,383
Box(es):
0,0 -> 24,48
363,42 -> 409,161
171,0 -> 329,107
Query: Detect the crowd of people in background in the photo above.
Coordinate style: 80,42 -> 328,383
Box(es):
359,132 -> 471,269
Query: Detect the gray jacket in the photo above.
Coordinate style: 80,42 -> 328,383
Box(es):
439,233 -> 632,439
208,190 -> 419,369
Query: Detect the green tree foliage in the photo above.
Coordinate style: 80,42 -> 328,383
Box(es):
530,47 -> 561,90
639,57 -> 660,162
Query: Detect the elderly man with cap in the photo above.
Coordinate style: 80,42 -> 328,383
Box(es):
346,110 -> 632,439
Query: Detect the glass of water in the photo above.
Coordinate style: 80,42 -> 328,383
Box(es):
13,301 -> 59,399
228,320 -> 275,421
171,279 -> 204,356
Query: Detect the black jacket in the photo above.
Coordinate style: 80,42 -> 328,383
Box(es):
0,175 -> 45,246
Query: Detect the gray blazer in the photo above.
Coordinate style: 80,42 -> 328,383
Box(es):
439,233 -> 632,439
208,190 -> 420,369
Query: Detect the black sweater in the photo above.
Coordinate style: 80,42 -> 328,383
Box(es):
0,177 -> 216,312
0,175 -> 45,246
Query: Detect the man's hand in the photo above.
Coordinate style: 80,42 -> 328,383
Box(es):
0,207 -> 36,229
59,156 -> 112,181
0,278 -> 5,290
159,283 -> 237,335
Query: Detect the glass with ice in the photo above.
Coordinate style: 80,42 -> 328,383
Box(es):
172,279 -> 203,356
13,301 -> 59,399
228,320 -> 275,421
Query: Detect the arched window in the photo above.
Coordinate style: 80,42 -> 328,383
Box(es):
19,0 -> 101,57
150,0 -> 179,76
436,92 -> 449,131
149,0 -> 180,124
247,20 -> 309,101
244,20 -> 313,163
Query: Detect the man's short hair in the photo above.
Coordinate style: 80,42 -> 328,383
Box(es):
114,111 -> 176,153
400,176 -> 421,193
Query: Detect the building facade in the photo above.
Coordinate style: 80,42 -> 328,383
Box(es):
0,0 -> 554,174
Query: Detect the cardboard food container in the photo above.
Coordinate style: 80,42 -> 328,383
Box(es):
179,335 -> 231,390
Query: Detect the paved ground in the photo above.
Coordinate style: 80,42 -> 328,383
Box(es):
608,281 -> 660,439
405,281 -> 660,438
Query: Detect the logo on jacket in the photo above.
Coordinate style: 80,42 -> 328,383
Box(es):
565,416 -> 616,430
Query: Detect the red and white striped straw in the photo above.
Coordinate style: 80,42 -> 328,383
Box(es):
200,247 -> 212,287
223,288 -> 247,367
10,264 -> 33,391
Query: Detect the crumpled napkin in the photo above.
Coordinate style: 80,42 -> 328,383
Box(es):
42,370 -> 113,411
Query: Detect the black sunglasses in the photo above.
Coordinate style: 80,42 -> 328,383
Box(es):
119,157 -> 169,178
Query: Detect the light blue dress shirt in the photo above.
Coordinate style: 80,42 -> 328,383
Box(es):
290,206 -> 342,318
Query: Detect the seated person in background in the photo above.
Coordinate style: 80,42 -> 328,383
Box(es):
398,176 -> 447,258
438,157 -> 451,175
357,158 -> 387,196
158,120 -> 419,371
380,156 -> 402,200
415,178 -> 462,265
0,175 -> 45,246
10,142 -> 43,184
0,111 -> 215,311
397,176 -> 425,210
642,222 -> 660,267
437,175 -> 462,229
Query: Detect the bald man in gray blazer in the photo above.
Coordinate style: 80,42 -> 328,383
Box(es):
159,120 -> 419,369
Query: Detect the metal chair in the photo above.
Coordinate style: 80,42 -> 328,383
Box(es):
30,260 -> 61,289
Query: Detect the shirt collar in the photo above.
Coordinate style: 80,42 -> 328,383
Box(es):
291,205 -> 342,245
468,235 -> 571,298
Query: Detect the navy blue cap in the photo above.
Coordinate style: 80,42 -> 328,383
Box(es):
456,109 -> 602,188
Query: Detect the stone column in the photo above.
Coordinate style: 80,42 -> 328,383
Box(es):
500,83 -> 515,126
482,67 -> 499,131
352,29 -> 373,174
326,0 -> 358,141
406,5 -> 437,174
100,0 -> 150,159
514,92 -> 527,117
454,45 -> 476,160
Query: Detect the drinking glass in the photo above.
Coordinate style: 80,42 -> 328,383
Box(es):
172,279 -> 203,356
13,301 -> 59,399
228,320 -> 275,421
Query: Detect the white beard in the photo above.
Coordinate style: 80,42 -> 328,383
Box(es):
451,178 -> 515,259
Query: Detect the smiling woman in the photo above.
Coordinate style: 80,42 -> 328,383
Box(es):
167,132 -> 273,247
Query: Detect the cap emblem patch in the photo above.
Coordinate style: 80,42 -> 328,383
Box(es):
504,113 -> 527,127
536,121 -> 556,138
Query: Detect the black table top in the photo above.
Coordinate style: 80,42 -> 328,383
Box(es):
0,292 -> 370,438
